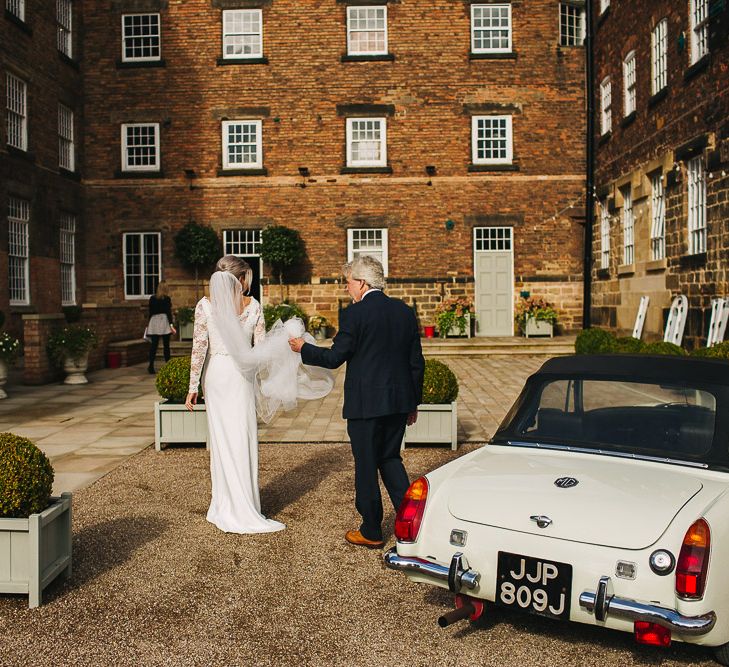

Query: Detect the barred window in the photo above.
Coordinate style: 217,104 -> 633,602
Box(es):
224,229 -> 261,256
121,123 -> 160,171
600,77 -> 612,135
6,0 -> 24,21
687,157 -> 707,255
222,9 -> 262,59
222,120 -> 262,169
623,51 -> 636,116
8,197 -> 30,305
59,104 -> 75,171
651,19 -> 667,94
471,4 -> 511,53
6,73 -> 27,151
690,0 -> 709,64
559,3 -> 584,47
346,118 -> 387,167
600,200 -> 610,270
57,0 -> 73,57
650,173 -> 665,261
622,187 -> 634,266
123,232 -> 160,298
472,116 -> 512,164
122,13 -> 161,62
347,228 -> 388,275
60,213 -> 76,305
347,6 -> 387,55
474,226 -> 512,251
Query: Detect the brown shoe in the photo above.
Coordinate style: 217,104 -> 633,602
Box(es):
345,529 -> 385,549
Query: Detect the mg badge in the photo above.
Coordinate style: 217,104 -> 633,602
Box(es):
554,477 -> 579,488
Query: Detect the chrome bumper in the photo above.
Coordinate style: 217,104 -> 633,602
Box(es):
579,576 -> 716,636
383,547 -> 481,593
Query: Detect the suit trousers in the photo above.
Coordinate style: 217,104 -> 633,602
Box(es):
347,413 -> 410,541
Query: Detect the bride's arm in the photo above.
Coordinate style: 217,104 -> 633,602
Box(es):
188,300 -> 208,395
253,301 -> 266,345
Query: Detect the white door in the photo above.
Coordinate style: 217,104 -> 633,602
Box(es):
474,227 -> 514,336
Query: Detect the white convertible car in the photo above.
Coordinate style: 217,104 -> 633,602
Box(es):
385,355 -> 729,664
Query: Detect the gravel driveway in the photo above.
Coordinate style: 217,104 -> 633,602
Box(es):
0,443 -> 716,667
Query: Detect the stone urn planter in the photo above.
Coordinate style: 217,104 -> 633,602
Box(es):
403,401 -> 458,451
154,401 -> 208,451
0,493 -> 73,608
525,317 -> 554,338
0,359 -> 8,399
63,353 -> 89,384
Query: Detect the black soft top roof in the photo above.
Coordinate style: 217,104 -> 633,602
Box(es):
534,354 -> 729,386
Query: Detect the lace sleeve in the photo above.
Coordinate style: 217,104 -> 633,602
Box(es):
189,300 -> 208,393
253,300 -> 266,346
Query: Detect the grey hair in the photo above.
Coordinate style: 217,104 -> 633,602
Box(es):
343,255 -> 386,290
216,255 -> 253,295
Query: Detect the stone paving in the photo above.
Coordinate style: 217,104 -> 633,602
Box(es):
0,354 -> 551,495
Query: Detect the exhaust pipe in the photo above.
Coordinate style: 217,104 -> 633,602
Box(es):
438,595 -> 484,628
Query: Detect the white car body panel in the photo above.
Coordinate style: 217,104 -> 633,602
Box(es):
396,445 -> 729,647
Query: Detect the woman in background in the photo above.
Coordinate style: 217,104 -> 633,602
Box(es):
147,280 -> 176,374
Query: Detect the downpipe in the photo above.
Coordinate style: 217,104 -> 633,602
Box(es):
438,594 -> 485,628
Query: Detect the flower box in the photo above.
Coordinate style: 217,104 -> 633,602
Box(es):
445,313 -> 472,338
402,401 -> 458,451
178,321 -> 194,341
0,493 -> 73,608
154,401 -> 208,451
525,318 -> 554,338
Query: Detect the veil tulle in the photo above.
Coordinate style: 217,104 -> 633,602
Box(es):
208,271 -> 334,423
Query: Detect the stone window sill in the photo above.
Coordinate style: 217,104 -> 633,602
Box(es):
680,252 -> 707,267
617,264 -> 635,276
468,163 -> 519,172
648,87 -> 668,108
116,59 -> 166,69
341,53 -> 395,63
216,57 -> 269,66
115,169 -> 164,178
59,52 -> 80,70
620,111 -> 636,128
216,168 -> 268,176
684,54 -> 710,82
598,130 -> 612,146
59,167 -> 81,181
596,268 -> 610,280
4,9 -> 31,35
340,166 -> 393,174
469,52 -> 517,61
646,258 -> 667,272
7,145 -> 35,162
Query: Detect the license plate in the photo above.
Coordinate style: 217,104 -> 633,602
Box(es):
496,551 -> 572,620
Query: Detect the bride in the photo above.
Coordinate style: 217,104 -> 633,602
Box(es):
184,255 -> 333,534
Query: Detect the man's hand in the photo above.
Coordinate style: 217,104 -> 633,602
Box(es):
185,392 -> 197,412
289,337 -> 305,353
406,410 -> 418,427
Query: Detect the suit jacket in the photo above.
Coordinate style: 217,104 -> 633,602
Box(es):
301,290 -> 425,420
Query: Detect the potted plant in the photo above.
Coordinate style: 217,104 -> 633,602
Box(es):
0,331 -> 21,399
154,356 -> 207,451
403,359 -> 459,450
260,225 -> 305,300
173,222 -> 221,301
262,301 -> 308,332
435,297 -> 474,338
175,306 -> 195,341
307,314 -> 329,341
515,296 -> 558,338
0,433 -> 72,608
46,325 -> 98,384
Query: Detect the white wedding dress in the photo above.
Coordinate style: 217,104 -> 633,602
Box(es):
189,296 -> 285,534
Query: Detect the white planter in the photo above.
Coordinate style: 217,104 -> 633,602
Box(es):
178,321 -> 194,341
154,401 -> 208,451
444,314 -> 472,338
0,493 -> 73,608
63,353 -> 89,384
0,359 -> 7,399
525,318 -> 554,338
402,401 -> 458,451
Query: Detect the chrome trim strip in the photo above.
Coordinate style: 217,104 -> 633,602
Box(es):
384,548 -> 480,591
505,440 -> 709,469
580,580 -> 716,635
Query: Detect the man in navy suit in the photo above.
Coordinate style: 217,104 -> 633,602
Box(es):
289,255 -> 425,548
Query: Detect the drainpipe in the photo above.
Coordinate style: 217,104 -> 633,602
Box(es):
582,0 -> 595,329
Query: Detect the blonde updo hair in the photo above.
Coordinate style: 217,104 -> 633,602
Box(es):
216,255 -> 253,295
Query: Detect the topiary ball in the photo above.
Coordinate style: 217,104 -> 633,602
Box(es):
575,328 -> 617,354
0,433 -> 54,518
422,359 -> 459,404
613,336 -> 645,354
155,356 -> 200,402
642,341 -> 687,356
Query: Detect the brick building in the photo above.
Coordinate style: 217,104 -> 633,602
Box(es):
4,0 -> 587,382
589,0 -> 729,347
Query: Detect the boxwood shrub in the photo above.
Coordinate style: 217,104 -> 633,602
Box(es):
574,328 -> 617,354
641,341 -> 687,356
156,356 -> 202,402
0,433 -> 54,518
422,359 -> 459,404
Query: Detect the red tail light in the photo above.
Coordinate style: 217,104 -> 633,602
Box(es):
394,477 -> 429,543
634,621 -> 671,647
676,519 -> 710,599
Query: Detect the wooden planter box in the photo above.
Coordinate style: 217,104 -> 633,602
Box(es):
444,314 -> 472,338
0,493 -> 73,608
525,318 -> 554,338
154,401 -> 208,451
178,321 -> 194,341
402,402 -> 458,451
